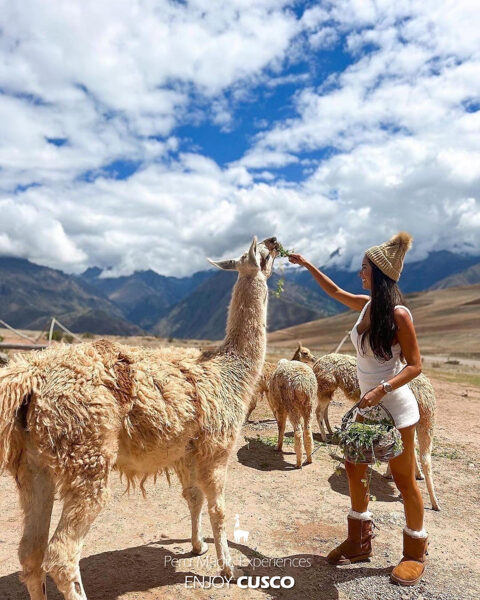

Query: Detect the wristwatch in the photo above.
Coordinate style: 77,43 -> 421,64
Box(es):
381,382 -> 393,393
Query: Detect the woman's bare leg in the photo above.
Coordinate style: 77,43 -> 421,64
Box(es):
345,460 -> 370,512
388,424 -> 424,530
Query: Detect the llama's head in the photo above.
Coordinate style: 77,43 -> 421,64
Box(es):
292,341 -> 317,364
207,236 -> 278,279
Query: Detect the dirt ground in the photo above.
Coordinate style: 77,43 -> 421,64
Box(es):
0,373 -> 479,600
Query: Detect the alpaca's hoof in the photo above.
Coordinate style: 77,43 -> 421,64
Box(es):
221,565 -> 245,581
305,457 -> 313,465
192,540 -> 208,555
383,473 -> 393,480
432,502 -> 441,511
416,473 -> 425,481
295,464 -> 302,469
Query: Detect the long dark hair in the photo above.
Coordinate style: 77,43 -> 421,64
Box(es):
361,258 -> 407,361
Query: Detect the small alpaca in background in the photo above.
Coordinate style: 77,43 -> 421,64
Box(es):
267,358 -> 317,468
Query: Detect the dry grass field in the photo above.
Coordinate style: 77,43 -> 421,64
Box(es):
268,283 -> 480,360
0,284 -> 479,599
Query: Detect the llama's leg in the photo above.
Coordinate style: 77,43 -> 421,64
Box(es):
292,419 -> 304,468
245,395 -> 258,422
17,459 -> 54,600
414,430 -> 425,480
315,404 -> 327,442
183,486 -> 208,555
417,423 -> 440,511
324,403 -> 333,435
276,410 -> 287,452
177,460 -> 208,555
198,460 -> 238,579
315,394 -> 330,442
43,482 -> 110,600
303,413 -> 313,465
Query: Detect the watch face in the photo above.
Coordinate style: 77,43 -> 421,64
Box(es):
383,382 -> 393,393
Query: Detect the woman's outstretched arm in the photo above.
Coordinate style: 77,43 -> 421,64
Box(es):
288,253 -> 370,311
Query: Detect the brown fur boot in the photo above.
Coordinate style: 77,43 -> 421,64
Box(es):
391,528 -> 428,586
327,511 -> 374,565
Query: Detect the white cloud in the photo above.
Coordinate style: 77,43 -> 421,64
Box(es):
0,0 -> 479,277
0,198 -> 87,270
0,0 -> 299,188
236,150 -> 299,169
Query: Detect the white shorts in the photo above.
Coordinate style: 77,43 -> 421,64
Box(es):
358,379 -> 420,430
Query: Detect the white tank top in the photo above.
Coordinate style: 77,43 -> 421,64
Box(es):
350,300 -> 413,377
349,300 -> 420,429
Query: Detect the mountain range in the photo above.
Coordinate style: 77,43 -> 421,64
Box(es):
0,250 -> 479,340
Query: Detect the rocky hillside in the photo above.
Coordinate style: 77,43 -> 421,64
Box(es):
1,249 -> 479,339
153,271 -> 338,340
80,267 -> 213,330
0,257 -> 143,335
430,263 -> 480,290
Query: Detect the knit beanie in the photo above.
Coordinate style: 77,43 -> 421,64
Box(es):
365,232 -> 413,282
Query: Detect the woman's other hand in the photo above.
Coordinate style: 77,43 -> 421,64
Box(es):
288,253 -> 307,267
358,385 -> 385,409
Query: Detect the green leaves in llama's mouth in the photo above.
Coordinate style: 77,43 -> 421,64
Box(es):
273,244 -> 294,297
277,243 -> 294,258
273,277 -> 285,298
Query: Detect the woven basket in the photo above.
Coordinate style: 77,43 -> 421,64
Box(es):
334,401 -> 403,464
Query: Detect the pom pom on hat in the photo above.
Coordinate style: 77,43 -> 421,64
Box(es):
393,231 -> 413,252
365,232 -> 413,281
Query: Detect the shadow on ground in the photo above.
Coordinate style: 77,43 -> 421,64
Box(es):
0,537 -> 393,600
237,436 -> 306,471
328,465 -> 400,504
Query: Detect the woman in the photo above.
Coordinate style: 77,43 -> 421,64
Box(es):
288,232 -> 428,587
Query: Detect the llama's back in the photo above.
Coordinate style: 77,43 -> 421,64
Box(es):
0,342 -> 126,486
117,344 -> 255,471
246,359 -> 277,419
313,353 -> 360,398
1,340 -> 249,482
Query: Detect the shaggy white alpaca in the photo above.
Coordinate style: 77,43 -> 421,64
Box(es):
267,358 -> 317,468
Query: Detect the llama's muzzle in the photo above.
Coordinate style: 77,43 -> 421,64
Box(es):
262,237 -> 279,253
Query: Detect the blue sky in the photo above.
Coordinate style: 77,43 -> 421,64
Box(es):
0,0 -> 479,276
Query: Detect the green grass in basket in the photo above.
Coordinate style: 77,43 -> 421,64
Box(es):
333,421 -> 403,462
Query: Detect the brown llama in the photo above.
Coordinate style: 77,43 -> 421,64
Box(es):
0,236 -> 279,599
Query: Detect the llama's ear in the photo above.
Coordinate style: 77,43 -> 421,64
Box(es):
248,236 -> 259,267
297,341 -> 302,349
207,258 -> 238,270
